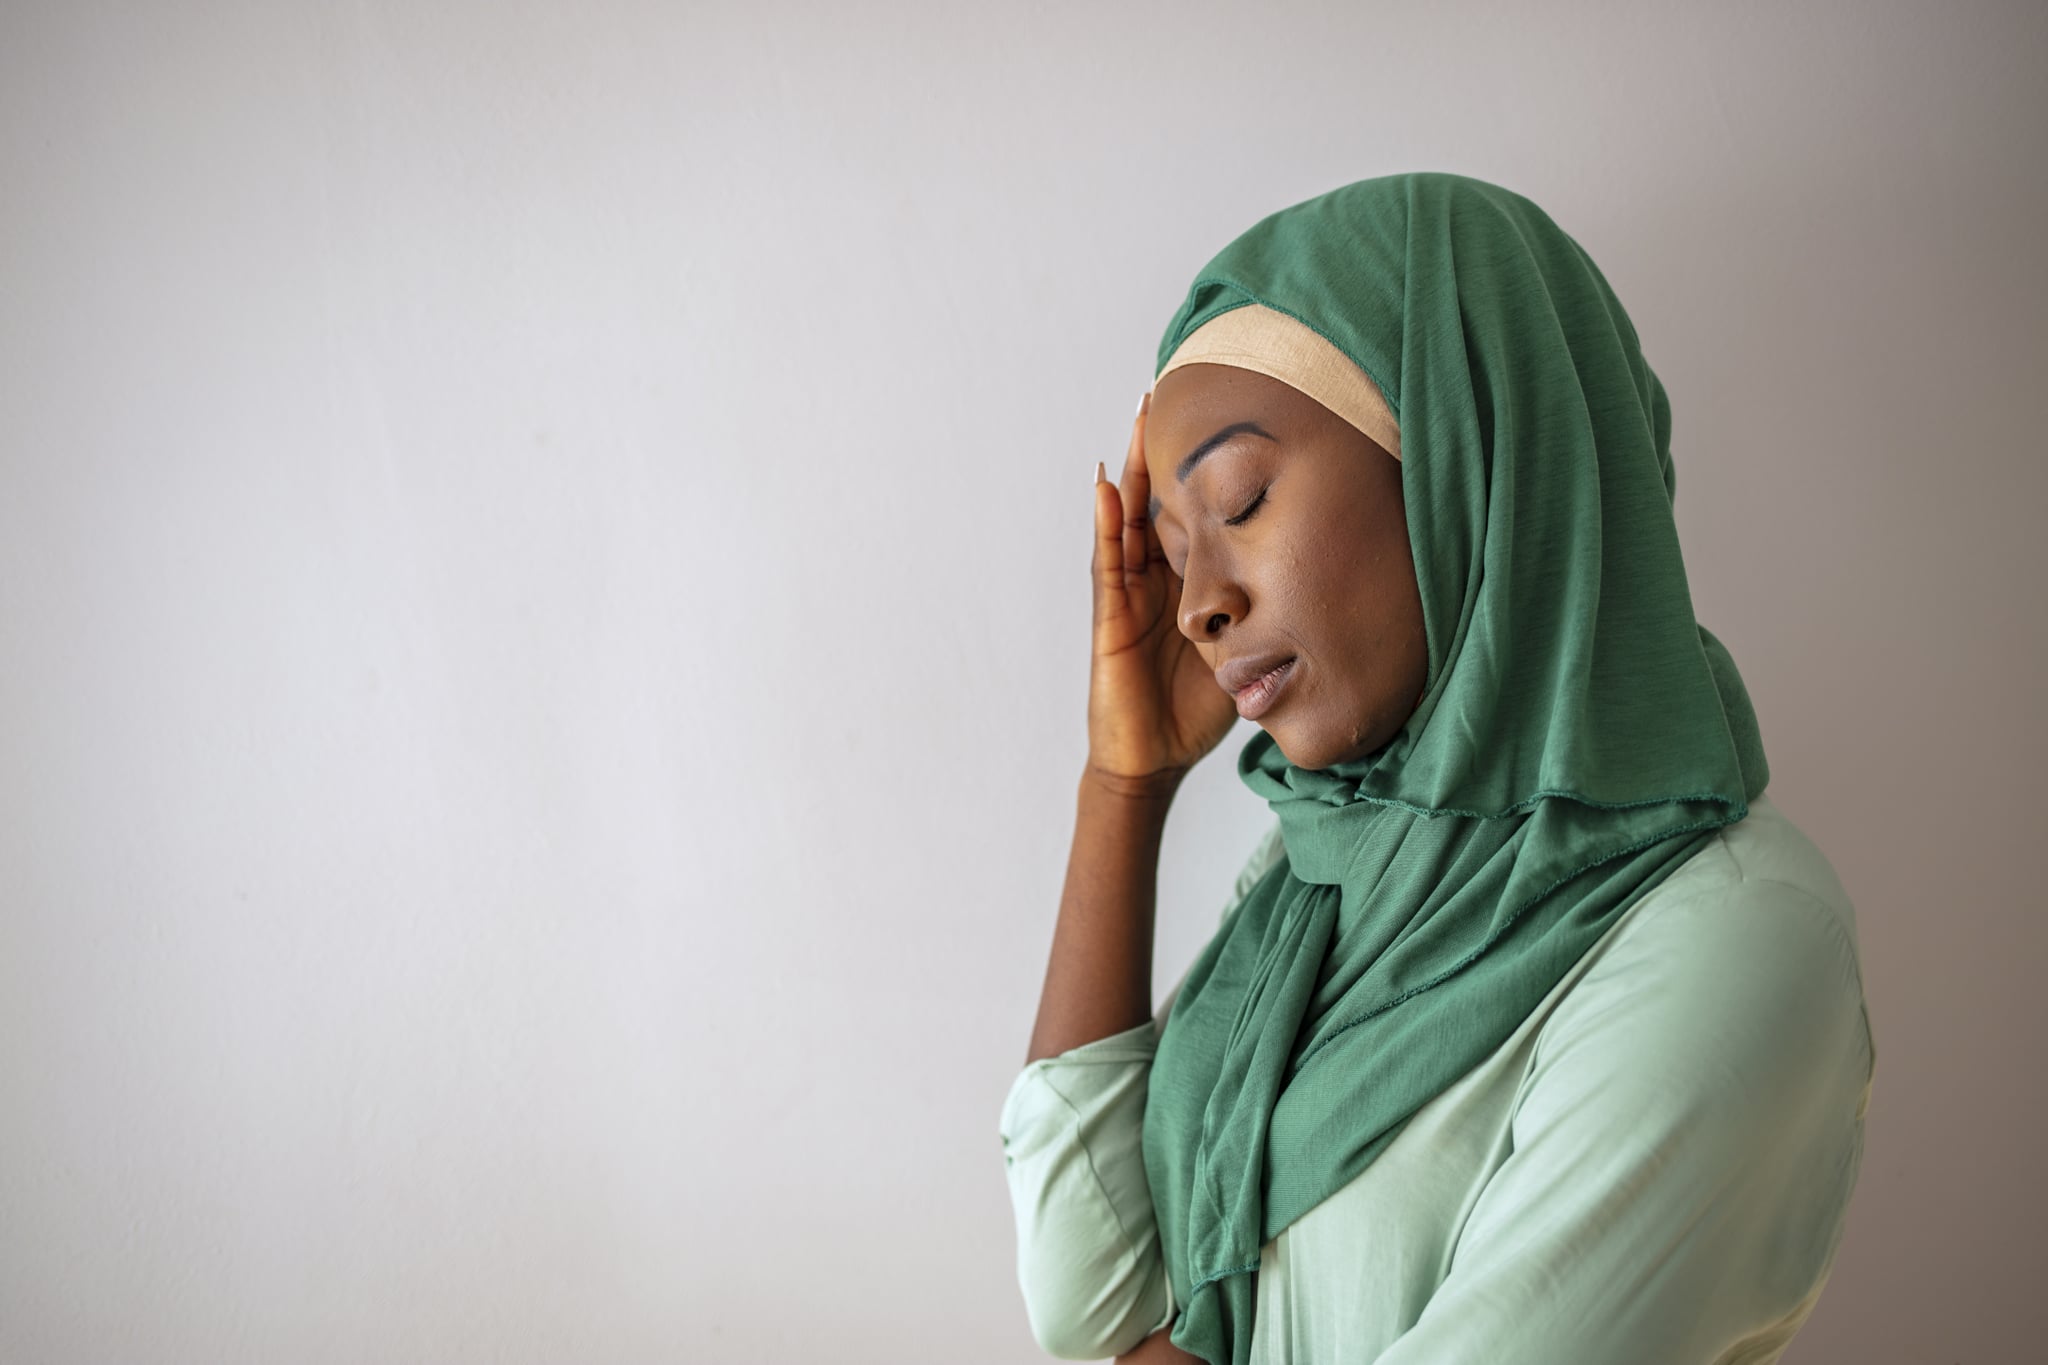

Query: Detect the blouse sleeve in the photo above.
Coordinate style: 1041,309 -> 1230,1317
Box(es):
999,1019 -> 1173,1359
998,819 -> 1288,1360
1371,877 -> 1876,1365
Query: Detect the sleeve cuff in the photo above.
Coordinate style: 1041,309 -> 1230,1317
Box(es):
999,1017 -> 1159,1142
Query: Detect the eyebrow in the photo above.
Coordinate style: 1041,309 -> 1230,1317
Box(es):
1147,422 -> 1276,523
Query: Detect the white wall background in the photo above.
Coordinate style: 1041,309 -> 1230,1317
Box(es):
3,1 -> 2043,1361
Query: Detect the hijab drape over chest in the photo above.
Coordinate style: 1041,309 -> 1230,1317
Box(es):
1138,172 -> 1770,1365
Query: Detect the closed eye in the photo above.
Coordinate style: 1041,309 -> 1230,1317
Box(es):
1225,488 -> 1268,527
1164,488 -> 1270,577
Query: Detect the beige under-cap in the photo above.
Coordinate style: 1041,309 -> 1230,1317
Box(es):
1154,303 -> 1401,462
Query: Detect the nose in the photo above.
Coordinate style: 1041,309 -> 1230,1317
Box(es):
1177,541 -> 1249,642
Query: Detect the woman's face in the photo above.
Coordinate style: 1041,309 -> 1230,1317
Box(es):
1144,362 -> 1430,771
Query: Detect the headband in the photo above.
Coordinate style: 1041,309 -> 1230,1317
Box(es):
1154,302 -> 1402,462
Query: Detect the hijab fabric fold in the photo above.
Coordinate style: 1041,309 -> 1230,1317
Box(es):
1137,171 -> 1770,1365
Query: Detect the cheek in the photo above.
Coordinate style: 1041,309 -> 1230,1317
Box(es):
1243,537 -> 1335,655
1277,536 -> 1400,665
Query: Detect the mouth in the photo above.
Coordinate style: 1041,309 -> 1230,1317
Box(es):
1232,658 -> 1297,721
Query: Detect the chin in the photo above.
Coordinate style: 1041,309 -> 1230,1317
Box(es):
1267,724 -> 1335,772
1271,715 -> 1387,772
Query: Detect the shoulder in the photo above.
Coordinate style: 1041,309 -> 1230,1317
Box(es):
1715,790 -> 1864,956
1526,794 -> 1874,1144
1431,797 -> 1876,1354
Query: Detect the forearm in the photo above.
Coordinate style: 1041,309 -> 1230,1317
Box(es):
1025,766 -> 1181,1065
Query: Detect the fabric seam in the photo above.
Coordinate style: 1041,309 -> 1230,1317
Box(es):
1035,1067 -> 1151,1263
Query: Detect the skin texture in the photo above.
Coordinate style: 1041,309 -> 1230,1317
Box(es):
1142,362 -> 1430,771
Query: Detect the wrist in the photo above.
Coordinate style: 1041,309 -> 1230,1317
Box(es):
1080,762 -> 1188,805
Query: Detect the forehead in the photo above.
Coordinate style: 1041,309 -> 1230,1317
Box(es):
1151,361 -> 1302,420
1145,365 -> 1314,513
1147,365 -> 1321,456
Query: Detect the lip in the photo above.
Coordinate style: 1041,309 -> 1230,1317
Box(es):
1230,658 -> 1297,721
1216,651 -> 1298,695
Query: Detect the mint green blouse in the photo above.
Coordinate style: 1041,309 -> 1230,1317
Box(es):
999,791 -> 1875,1363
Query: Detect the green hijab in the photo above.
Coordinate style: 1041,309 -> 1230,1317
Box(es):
1139,171 -> 1769,1365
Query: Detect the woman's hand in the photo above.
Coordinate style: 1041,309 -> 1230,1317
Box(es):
1114,1320 -> 1206,1364
1087,393 -> 1242,796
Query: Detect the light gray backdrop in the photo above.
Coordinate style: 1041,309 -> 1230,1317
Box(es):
3,1 -> 2042,1361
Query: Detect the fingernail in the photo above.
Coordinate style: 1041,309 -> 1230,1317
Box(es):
1095,460 -> 1104,484
1136,390 -> 1149,416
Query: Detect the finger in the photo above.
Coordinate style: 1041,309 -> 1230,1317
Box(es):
1094,459 -> 1125,617
1121,393 -> 1151,586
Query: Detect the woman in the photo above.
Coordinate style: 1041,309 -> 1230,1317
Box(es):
999,172 -> 1875,1365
